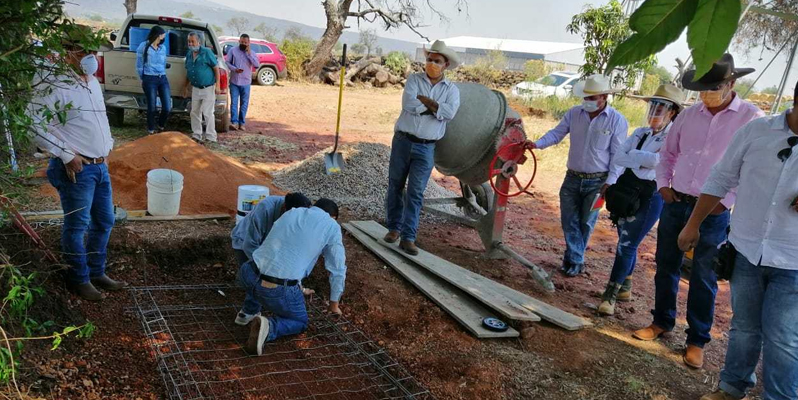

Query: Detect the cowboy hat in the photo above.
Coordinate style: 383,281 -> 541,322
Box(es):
572,74 -> 619,98
681,53 -> 754,91
629,84 -> 686,110
423,40 -> 460,69
62,24 -> 113,52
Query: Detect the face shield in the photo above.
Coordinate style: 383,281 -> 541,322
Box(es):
647,99 -> 675,130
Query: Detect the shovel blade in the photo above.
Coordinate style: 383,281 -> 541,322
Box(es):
324,152 -> 345,175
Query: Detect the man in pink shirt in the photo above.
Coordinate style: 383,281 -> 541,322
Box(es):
632,54 -> 764,369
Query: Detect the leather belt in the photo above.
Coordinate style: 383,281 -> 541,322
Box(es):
673,190 -> 698,204
79,154 -> 105,164
250,263 -> 298,286
194,84 -> 213,89
398,131 -> 437,145
566,169 -> 608,179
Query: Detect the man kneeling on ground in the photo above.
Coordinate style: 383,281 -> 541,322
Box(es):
239,199 -> 346,355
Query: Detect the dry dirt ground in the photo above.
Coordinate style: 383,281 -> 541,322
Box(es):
7,81 -> 755,400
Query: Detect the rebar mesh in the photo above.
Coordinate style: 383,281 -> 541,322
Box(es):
129,284 -> 434,400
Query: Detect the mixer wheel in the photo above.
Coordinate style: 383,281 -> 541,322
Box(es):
460,182 -> 494,219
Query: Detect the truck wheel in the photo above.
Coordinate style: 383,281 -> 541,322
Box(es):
216,105 -> 230,133
107,107 -> 124,127
256,67 -> 277,86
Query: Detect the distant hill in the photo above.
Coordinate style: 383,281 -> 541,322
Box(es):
64,0 -> 418,54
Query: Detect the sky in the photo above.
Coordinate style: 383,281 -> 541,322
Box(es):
211,0 -> 795,92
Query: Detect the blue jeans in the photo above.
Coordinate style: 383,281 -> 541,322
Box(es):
719,253 -> 798,400
558,174 -> 604,269
141,74 -> 171,132
652,201 -> 729,347
608,192 -> 664,284
385,133 -> 435,242
238,261 -> 308,342
46,159 -> 115,285
230,83 -> 251,126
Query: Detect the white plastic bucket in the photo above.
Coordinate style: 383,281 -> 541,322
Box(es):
147,169 -> 184,216
236,185 -> 269,222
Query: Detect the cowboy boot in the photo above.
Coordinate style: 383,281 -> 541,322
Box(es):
598,282 -> 622,316
617,277 -> 633,302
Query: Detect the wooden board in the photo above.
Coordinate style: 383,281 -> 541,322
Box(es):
349,221 -> 539,322
343,223 -> 520,339
350,220 -> 592,330
20,210 -> 230,222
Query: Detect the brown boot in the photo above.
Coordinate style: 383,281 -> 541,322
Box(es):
383,231 -> 400,243
617,277 -> 633,302
72,282 -> 102,302
91,275 -> 128,291
399,240 -> 419,256
683,344 -> 704,369
632,324 -> 668,341
597,282 -> 622,316
699,390 -> 741,400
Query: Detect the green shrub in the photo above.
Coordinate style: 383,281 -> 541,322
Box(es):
280,37 -> 316,80
640,73 -> 660,96
524,59 -> 551,82
612,96 -> 647,128
385,51 -> 410,76
528,96 -> 581,120
462,49 -> 506,86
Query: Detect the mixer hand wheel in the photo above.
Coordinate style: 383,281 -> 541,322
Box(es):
489,142 -> 537,198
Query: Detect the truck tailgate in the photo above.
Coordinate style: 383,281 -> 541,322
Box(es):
103,50 -> 187,95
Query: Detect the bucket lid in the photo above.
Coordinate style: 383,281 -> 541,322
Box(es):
147,169 -> 184,186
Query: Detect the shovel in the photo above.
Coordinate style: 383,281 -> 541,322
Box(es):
324,44 -> 347,174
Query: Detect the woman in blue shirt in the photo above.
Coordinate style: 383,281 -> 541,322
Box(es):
136,26 -> 170,134
598,84 -> 685,316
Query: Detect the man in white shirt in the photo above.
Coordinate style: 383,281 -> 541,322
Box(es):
678,86 -> 798,400
30,25 -> 126,301
384,40 -> 460,256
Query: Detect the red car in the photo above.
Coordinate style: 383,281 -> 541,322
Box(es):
219,36 -> 287,86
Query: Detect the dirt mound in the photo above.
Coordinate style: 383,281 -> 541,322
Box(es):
273,142 -> 457,218
109,132 -> 274,214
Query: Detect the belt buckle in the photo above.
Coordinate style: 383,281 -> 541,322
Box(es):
260,280 -> 278,288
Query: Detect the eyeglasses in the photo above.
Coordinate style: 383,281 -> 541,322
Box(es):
777,136 -> 798,162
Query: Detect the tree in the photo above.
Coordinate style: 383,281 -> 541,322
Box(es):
524,59 -> 551,82
566,0 -> 654,89
303,0 -> 467,78
735,1 -> 798,55
640,73 -> 660,96
761,86 -> 780,95
358,28 -> 378,57
253,22 -> 279,42
226,17 -> 250,36
375,46 -> 383,57
733,78 -> 756,99
350,43 -> 366,55
124,0 -> 136,14
283,26 -> 308,42
179,11 -> 199,21
211,24 -> 224,36
646,63 -> 673,85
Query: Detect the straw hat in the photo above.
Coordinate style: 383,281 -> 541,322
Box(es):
423,40 -> 460,69
572,74 -> 619,98
629,84 -> 686,110
681,53 -> 754,91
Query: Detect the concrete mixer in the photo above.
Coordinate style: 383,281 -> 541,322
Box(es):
422,83 -> 555,292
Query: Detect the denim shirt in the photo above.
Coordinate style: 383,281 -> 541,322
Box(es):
185,46 -> 217,88
230,196 -> 284,260
136,41 -> 167,77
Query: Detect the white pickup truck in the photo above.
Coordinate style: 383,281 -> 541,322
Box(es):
98,14 -> 230,132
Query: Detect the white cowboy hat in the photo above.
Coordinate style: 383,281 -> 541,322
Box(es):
572,74 -> 619,98
423,40 -> 461,69
628,84 -> 687,110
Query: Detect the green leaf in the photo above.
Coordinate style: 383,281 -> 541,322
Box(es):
606,0 -> 697,73
687,0 -> 741,80
51,336 -> 62,351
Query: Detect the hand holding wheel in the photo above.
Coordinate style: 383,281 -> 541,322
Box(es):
489,142 -> 537,198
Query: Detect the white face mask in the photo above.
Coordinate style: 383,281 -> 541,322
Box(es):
582,99 -> 600,113
80,54 -> 98,76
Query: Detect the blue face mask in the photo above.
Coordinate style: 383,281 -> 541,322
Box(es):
189,45 -> 200,52
80,54 -> 98,76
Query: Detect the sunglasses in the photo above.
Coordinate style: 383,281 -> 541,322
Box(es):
777,136 -> 798,162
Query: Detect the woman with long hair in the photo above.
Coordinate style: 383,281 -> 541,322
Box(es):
598,84 -> 685,316
136,25 -> 170,134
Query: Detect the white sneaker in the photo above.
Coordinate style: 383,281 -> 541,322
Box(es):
245,316 -> 270,356
234,310 -> 261,326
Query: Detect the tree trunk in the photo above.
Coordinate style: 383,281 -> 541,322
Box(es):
123,0 -> 136,14
304,0 -> 351,78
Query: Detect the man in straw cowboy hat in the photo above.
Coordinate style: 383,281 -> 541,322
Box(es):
597,84 -> 686,316
529,74 -> 628,277
383,40 -> 461,256
29,24 -> 128,301
632,53 -> 764,370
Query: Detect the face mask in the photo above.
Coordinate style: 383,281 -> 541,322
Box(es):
80,54 -> 98,76
239,44 -> 247,51
425,62 -> 443,79
700,87 -> 729,108
582,99 -> 600,113
189,45 -> 200,52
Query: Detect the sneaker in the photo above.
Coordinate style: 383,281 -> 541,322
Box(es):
245,316 -> 270,356
234,310 -> 261,326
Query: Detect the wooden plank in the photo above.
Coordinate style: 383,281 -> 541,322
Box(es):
127,213 -> 230,222
343,223 -> 520,339
350,220 -> 592,330
349,220 -> 539,322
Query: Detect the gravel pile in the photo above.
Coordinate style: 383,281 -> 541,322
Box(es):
273,142 -> 461,219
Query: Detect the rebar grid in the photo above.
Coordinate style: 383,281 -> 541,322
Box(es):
129,284 -> 434,400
